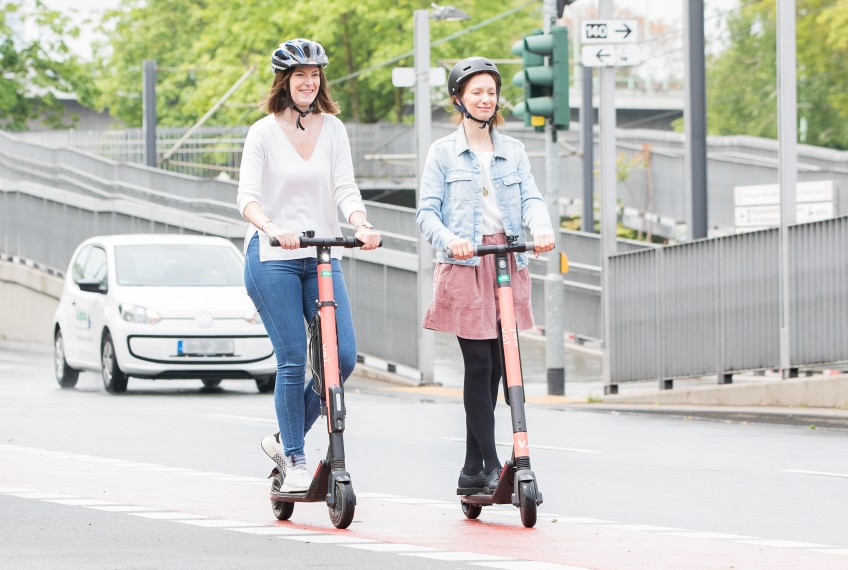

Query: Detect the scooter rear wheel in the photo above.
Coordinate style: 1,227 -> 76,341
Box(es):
271,473 -> 294,520
461,501 -> 482,520
329,481 -> 355,529
518,481 -> 537,528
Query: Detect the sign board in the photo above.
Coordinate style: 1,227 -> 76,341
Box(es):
733,180 -> 837,228
391,67 -> 446,88
581,45 -> 640,68
581,20 -> 638,44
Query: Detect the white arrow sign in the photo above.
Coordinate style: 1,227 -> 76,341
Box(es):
581,45 -> 640,67
581,20 -> 638,44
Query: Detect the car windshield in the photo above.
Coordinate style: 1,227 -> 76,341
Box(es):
115,244 -> 244,287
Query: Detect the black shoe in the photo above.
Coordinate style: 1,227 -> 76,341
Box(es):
456,469 -> 486,495
484,467 -> 502,494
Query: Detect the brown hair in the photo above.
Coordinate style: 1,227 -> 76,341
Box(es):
450,71 -> 504,129
262,67 -> 340,116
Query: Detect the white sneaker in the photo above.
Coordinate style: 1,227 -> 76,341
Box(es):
261,433 -> 285,471
280,464 -> 312,493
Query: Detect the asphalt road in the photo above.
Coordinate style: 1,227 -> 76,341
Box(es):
2,340 -> 847,569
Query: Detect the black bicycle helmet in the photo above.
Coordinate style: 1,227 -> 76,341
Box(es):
447,57 -> 502,128
271,38 -> 329,71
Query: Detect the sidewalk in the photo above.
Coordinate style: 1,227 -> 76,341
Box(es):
352,331 -> 848,426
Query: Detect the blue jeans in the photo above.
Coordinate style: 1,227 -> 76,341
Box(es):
244,234 -> 357,458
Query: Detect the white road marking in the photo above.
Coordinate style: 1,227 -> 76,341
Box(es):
782,469 -> 848,479
7,492 -> 76,499
670,531 -> 756,540
813,549 -> 848,556
132,512 -> 210,520
440,437 -> 601,454
175,519 -> 263,528
597,523 -> 687,532
470,560 -> 591,570
402,552 -> 512,562
210,413 -> 276,424
227,526 -> 317,536
0,486 -> 37,493
736,539 -> 839,549
44,499 -> 116,506
87,505 -> 160,512
383,497 -> 453,505
279,535 -> 379,544
344,543 -> 440,552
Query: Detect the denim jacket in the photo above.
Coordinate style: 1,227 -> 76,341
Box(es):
416,125 -> 553,270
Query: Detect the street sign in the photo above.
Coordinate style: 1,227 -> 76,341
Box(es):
734,180 -> 837,228
391,67 -> 446,88
581,45 -> 640,67
581,20 -> 638,44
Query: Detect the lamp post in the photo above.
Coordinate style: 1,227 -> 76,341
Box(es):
414,4 -> 469,385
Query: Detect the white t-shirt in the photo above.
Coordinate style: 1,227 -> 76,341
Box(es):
477,151 -> 504,235
237,113 -> 366,261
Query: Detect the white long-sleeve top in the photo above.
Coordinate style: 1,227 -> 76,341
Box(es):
237,113 -> 366,261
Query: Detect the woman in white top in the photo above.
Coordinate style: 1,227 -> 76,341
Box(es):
238,38 -> 380,492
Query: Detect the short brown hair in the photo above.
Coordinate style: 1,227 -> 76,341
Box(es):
262,67 -> 340,116
450,71 -> 504,129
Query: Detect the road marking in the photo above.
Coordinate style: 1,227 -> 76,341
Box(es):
6,492 -> 76,499
280,535 -> 379,544
440,437 -> 601,454
813,549 -> 848,556
175,519 -> 263,528
210,413 -> 276,424
782,469 -> 848,479
87,505 -> 160,512
736,539 -> 839,549
598,523 -> 687,532
227,526 -> 317,536
44,498 -> 116,506
670,531 -> 755,540
473,563 -> 593,570
344,543 -> 440,552
132,512 -> 211,520
402,552 -> 512,562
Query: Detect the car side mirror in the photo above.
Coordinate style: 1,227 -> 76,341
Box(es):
76,278 -> 108,294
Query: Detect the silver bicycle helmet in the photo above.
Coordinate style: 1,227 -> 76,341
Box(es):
271,38 -> 329,71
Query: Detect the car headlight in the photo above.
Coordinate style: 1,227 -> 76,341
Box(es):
245,309 -> 262,325
119,303 -> 162,324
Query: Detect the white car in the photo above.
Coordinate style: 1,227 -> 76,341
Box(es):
52,234 -> 276,393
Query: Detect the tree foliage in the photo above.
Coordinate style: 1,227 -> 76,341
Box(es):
93,0 -> 540,127
707,0 -> 848,149
0,0 -> 95,130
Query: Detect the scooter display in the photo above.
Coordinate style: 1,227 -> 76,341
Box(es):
447,235 -> 544,528
267,232 -> 373,529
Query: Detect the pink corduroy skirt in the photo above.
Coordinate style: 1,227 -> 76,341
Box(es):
423,234 -> 534,340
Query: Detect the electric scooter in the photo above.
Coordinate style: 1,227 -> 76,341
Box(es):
447,235 -> 544,528
267,232 -> 375,529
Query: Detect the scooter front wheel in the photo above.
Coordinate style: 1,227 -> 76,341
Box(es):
271,473 -> 294,520
518,481 -> 537,528
461,501 -> 482,520
329,481 -> 355,529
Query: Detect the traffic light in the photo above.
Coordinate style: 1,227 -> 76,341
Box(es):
511,26 -> 570,130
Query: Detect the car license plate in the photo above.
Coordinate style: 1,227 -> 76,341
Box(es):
177,339 -> 234,356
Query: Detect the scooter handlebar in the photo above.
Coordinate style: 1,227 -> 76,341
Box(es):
445,241 -> 535,259
269,236 -> 382,249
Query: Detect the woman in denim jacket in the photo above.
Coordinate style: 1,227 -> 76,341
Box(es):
416,57 -> 555,494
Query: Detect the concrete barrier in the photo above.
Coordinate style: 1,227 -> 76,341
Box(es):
0,258 -> 63,343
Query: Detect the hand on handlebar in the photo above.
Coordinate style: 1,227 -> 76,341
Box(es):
533,232 -> 556,257
354,226 -> 381,251
269,227 -> 300,250
447,237 -> 474,260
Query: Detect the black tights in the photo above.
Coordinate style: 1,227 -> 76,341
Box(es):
457,336 -> 502,475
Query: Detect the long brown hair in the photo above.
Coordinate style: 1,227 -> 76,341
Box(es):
262,67 -> 340,115
450,71 -> 504,129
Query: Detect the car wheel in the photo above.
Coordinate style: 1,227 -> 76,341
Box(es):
255,374 -> 276,394
54,330 -> 79,389
202,379 -> 222,389
101,333 -> 128,394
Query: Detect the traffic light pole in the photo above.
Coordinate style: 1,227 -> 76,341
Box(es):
542,0 -> 565,396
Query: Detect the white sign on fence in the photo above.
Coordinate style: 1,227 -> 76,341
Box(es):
581,45 -> 640,68
391,67 -> 446,88
581,20 -> 638,44
734,180 -> 837,228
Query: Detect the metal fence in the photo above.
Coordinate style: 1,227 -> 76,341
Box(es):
608,216 -> 848,386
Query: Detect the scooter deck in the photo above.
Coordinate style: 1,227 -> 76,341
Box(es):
459,462 -> 514,506
269,460 -> 330,503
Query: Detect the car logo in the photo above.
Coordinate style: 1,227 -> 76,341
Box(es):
194,312 -> 214,329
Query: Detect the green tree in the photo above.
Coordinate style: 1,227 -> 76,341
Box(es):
94,0 -> 541,127
0,0 -> 96,130
707,0 -> 848,150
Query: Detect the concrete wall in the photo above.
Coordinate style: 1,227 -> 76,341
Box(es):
0,259 -> 63,343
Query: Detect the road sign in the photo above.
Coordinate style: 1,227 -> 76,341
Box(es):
581,45 -> 640,67
734,180 -> 837,228
391,67 -> 446,88
581,20 -> 638,44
